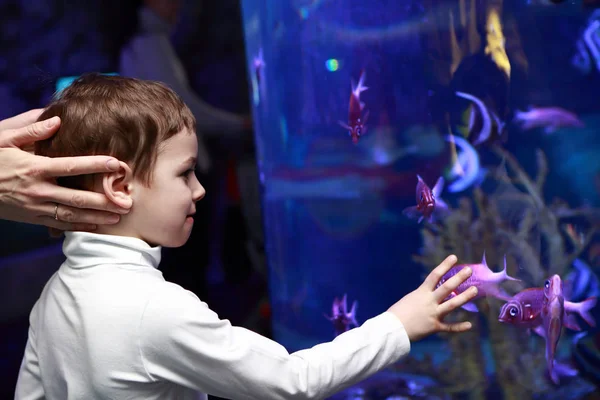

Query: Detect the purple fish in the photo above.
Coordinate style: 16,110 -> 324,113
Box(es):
436,253 -> 520,312
324,294 -> 358,336
402,175 -> 449,223
513,106 -> 584,134
498,288 -> 596,331
338,70 -> 369,144
538,275 -> 568,384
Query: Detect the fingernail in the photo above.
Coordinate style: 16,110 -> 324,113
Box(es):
471,287 -> 478,295
106,159 -> 120,170
45,116 -> 59,128
107,215 -> 120,223
465,322 -> 472,329
464,267 -> 472,275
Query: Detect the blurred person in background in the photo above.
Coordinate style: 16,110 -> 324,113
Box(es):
119,0 -> 256,302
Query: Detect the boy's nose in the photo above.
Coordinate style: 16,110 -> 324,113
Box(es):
192,183 -> 206,202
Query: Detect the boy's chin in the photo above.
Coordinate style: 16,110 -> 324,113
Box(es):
157,234 -> 192,248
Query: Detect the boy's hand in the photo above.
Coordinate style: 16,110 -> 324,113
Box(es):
388,255 -> 477,342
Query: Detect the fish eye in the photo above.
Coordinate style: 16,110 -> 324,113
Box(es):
420,194 -> 424,202
356,128 -> 361,135
509,306 -> 518,317
544,280 -> 550,289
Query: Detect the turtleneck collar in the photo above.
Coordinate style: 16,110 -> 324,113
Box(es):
62,232 -> 161,269
138,5 -> 173,36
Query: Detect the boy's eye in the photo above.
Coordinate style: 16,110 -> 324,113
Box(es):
181,168 -> 195,177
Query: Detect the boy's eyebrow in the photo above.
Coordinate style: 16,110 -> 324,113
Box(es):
181,156 -> 197,168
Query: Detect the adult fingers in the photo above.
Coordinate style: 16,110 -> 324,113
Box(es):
43,185 -> 130,214
438,286 -> 478,316
38,215 -> 98,232
0,109 -> 44,132
0,116 -> 60,148
434,266 -> 472,303
37,154 -> 121,178
423,254 -> 458,290
48,203 -> 123,226
437,321 -> 473,333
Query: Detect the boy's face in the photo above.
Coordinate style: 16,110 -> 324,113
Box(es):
130,128 -> 205,247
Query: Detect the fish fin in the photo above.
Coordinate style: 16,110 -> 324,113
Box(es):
402,206 -> 421,221
360,101 -> 365,111
533,325 -> 545,338
362,110 -> 369,125
490,287 -> 512,302
564,313 -> 582,331
567,297 -> 597,327
461,302 -> 480,312
416,174 -> 424,182
501,255 -> 521,282
338,121 -> 351,131
435,197 -> 449,210
418,216 -> 424,223
554,361 -> 579,379
349,300 -> 359,327
340,294 -> 348,313
481,251 -> 488,267
544,126 -> 558,134
549,366 -> 560,385
352,71 -> 368,97
432,176 -> 445,198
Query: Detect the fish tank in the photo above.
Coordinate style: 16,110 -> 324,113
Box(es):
240,0 -> 600,399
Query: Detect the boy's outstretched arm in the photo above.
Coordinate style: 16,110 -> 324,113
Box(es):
139,255 -> 476,400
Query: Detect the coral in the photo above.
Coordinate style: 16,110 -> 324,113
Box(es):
403,146 -> 600,398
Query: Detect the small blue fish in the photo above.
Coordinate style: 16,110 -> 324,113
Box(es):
565,259 -> 600,303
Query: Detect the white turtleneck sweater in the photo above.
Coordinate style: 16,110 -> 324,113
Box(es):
14,232 -> 410,400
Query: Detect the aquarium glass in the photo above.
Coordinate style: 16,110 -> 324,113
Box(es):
241,0 -> 600,398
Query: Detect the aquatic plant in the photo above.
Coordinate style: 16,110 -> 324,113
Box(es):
398,145 -> 600,399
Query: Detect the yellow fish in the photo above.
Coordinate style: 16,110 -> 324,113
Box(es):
484,9 -> 511,78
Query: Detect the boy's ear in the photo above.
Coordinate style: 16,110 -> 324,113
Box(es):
102,162 -> 134,209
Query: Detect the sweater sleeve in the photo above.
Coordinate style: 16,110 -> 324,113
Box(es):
138,285 -> 410,400
14,305 -> 45,400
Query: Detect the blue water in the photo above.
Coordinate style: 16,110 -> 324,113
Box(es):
241,1 -> 600,398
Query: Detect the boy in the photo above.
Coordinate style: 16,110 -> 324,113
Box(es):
15,74 -> 477,400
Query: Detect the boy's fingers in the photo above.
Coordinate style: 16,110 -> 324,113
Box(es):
434,267 -> 473,302
438,286 -> 478,315
439,321 -> 472,333
423,254 -> 458,291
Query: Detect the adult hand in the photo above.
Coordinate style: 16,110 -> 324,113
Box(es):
0,110 -> 131,233
388,255 -> 477,342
